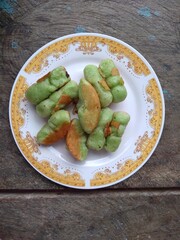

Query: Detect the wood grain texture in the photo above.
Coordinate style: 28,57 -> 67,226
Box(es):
0,191 -> 180,240
0,0 -> 180,189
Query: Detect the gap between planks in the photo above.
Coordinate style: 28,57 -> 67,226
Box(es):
0,188 -> 179,199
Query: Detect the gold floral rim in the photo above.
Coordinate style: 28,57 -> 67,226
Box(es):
24,35 -> 150,76
10,34 -> 164,188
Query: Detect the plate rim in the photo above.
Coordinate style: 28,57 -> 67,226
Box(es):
9,32 -> 165,189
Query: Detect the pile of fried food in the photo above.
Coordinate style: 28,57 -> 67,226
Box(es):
25,59 -> 130,161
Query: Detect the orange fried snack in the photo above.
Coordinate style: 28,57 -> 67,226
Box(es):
66,119 -> 88,161
37,110 -> 70,145
77,78 -> 101,134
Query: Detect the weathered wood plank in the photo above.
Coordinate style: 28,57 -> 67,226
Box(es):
0,191 -> 180,240
0,0 -> 179,189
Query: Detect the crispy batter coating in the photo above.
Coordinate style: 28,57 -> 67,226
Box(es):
66,119 -> 88,161
26,66 -> 70,105
37,110 -> 70,145
78,78 -> 101,134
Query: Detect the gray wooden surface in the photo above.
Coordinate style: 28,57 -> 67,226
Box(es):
0,0 -> 180,239
0,191 -> 180,240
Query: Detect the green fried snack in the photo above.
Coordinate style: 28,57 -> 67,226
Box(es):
87,108 -> 113,150
36,81 -> 78,118
25,66 -> 70,105
99,59 -> 127,103
104,111 -> 130,152
66,119 -> 88,161
37,110 -> 70,145
78,78 -> 101,134
84,65 -> 113,107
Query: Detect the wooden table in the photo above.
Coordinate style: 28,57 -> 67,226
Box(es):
0,0 -> 179,239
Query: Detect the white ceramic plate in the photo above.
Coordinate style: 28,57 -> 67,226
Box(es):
9,33 -> 165,189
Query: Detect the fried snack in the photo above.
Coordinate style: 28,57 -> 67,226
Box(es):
87,108 -> 113,150
84,65 -> 113,107
25,66 -> 70,105
36,81 -> 78,118
37,110 -> 70,145
78,78 -> 101,134
66,119 -> 88,161
99,59 -> 127,102
104,111 -> 130,152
